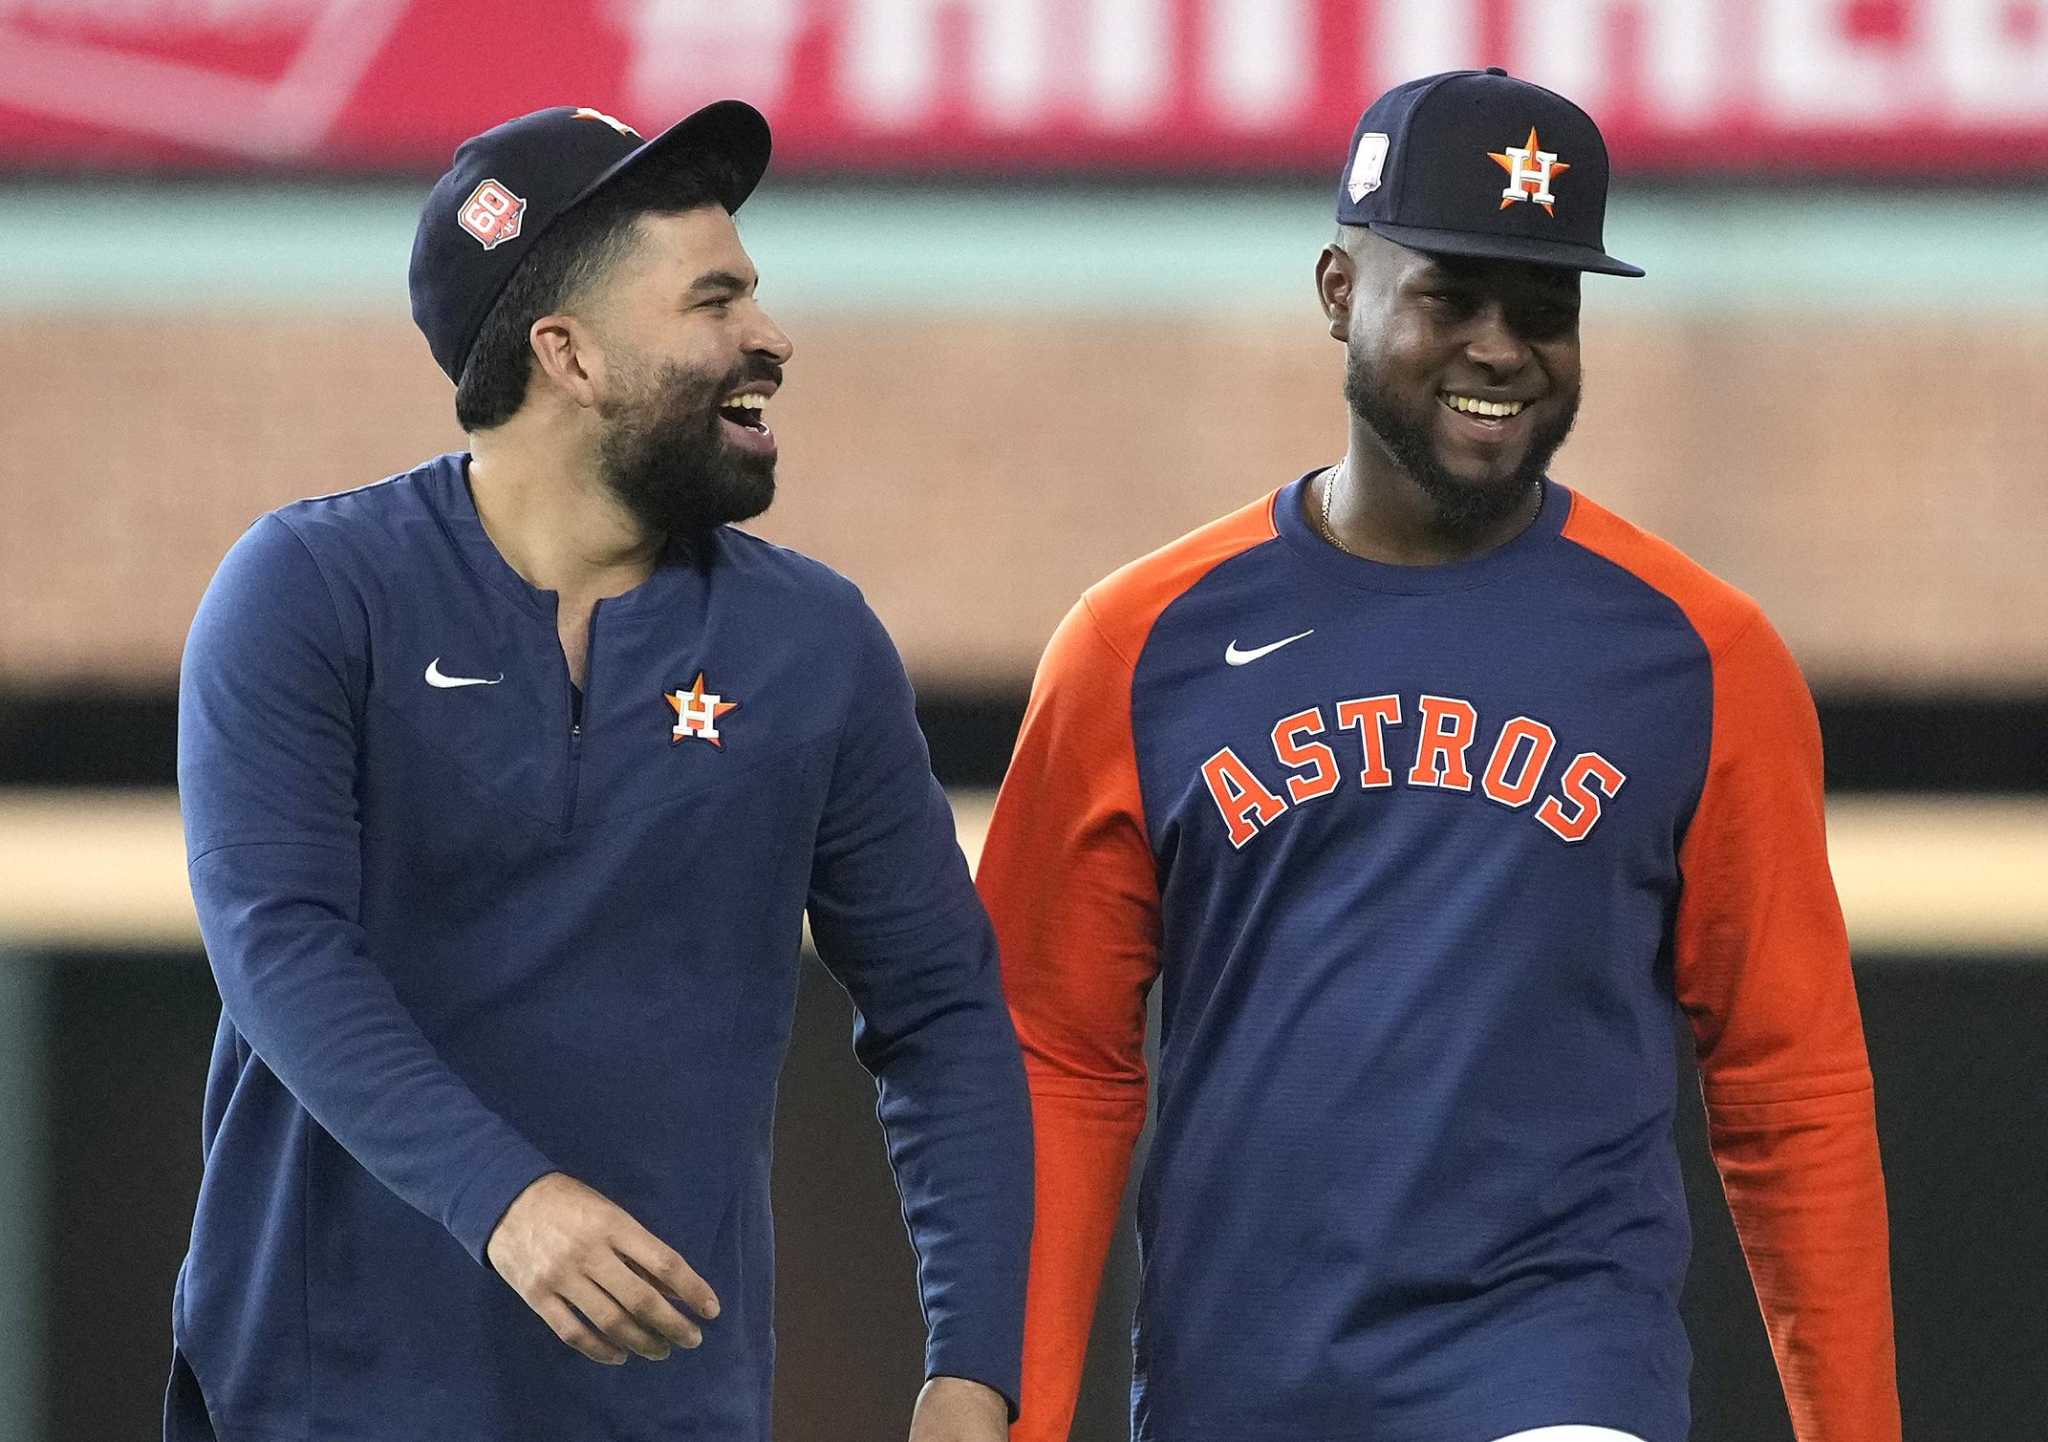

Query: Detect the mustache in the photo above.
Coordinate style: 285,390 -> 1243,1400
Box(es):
716,356 -> 784,396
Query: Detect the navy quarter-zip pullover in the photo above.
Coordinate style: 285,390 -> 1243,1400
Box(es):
171,453 -> 1032,1442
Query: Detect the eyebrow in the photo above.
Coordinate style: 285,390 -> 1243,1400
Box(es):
686,270 -> 757,297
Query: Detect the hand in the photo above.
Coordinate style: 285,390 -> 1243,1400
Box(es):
485,1171 -> 720,1366
906,1376 -> 1009,1442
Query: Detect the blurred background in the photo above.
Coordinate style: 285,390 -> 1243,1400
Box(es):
3,1 -> 2045,1438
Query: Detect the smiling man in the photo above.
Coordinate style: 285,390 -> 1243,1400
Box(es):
167,104 -> 1029,1442
979,70 -> 1899,1442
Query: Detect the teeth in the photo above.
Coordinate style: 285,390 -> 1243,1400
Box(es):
1443,394 -> 1525,418
723,393 -> 767,410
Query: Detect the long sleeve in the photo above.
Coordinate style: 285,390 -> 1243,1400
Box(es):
1675,613 -> 1901,1441
976,596 -> 1162,1442
806,598 -> 1035,1416
179,515 -> 557,1263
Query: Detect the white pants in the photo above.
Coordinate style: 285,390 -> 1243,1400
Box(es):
1490,1430 -> 1649,1442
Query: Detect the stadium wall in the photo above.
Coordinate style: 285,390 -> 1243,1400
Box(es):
5,184 -> 2048,693
3,179 -> 2044,1442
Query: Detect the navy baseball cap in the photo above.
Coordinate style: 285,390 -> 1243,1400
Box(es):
1337,69 -> 1642,278
409,100 -> 772,383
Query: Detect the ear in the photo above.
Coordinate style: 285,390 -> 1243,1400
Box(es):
1316,244 -> 1354,342
528,313 -> 602,411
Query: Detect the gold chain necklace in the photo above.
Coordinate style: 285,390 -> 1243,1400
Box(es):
1317,461 -> 1356,557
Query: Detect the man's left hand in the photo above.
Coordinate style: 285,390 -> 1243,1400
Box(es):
907,1376 -> 1009,1442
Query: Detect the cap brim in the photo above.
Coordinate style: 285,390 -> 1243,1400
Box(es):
568,99 -> 772,217
1369,220 -> 1644,277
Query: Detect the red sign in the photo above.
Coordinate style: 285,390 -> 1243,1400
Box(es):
2,1 -> 2045,175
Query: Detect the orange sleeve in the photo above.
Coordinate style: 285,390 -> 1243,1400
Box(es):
976,594 -> 1161,1442
1675,612 -> 1900,1442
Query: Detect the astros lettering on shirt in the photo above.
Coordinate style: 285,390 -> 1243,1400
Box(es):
977,472 -> 1898,1442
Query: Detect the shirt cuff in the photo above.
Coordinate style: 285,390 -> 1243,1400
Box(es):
443,1141 -> 559,1266
925,1345 -> 1023,1423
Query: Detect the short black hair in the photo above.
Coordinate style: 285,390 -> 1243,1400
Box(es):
454,158 -> 736,431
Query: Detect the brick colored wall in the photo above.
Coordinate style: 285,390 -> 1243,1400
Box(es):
8,312 -> 2044,688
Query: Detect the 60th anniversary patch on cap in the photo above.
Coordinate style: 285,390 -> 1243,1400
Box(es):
1336,68 -> 1643,278
456,178 -> 527,250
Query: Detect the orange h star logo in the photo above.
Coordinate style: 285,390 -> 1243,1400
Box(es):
1489,127 -> 1570,215
666,674 -> 739,748
572,107 -> 641,140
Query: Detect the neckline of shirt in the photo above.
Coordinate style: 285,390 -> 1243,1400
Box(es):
430,452 -> 703,621
1272,467 -> 1571,595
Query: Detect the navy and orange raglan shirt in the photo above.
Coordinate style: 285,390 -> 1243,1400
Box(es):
978,472 -> 1898,1442
173,453 -> 1031,1442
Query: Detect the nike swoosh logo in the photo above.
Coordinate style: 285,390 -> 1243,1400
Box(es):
1225,630 -> 1315,666
424,657 -> 504,689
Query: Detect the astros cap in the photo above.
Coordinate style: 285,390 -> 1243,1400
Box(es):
1337,68 -> 1643,278
409,100 -> 772,383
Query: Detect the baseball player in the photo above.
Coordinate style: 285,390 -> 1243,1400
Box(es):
167,103 -> 1028,1442
977,70 -> 1898,1442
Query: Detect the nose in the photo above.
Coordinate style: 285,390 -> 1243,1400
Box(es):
1464,300 -> 1530,376
746,302 -> 794,367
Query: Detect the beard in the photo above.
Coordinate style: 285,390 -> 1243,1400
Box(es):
597,351 -> 780,547
1343,347 -> 1579,540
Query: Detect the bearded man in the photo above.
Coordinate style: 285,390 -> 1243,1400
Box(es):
167,103 -> 1029,1442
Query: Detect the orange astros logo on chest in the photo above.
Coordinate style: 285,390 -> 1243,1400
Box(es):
666,673 -> 739,748
1201,691 -> 1626,849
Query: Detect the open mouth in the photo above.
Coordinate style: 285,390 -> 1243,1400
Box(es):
717,392 -> 769,431
1439,392 -> 1528,422
715,389 -> 778,459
